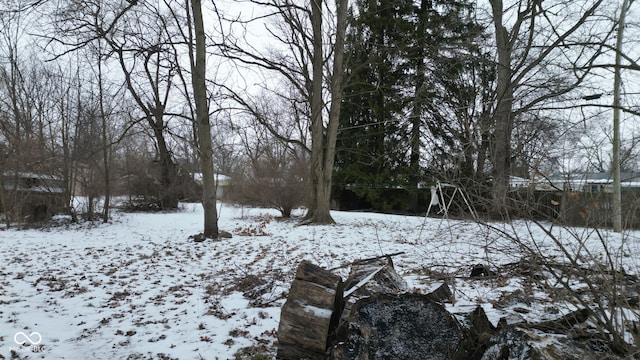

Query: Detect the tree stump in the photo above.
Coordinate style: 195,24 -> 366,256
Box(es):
277,261 -> 344,360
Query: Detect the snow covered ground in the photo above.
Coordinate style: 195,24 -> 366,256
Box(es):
0,202 -> 638,359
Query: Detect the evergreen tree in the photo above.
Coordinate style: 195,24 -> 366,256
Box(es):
335,0 -> 414,211
335,0 -> 482,212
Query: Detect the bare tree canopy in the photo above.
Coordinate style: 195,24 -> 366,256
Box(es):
2,0 -> 640,225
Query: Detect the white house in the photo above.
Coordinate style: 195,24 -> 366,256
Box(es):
533,172 -> 640,192
192,173 -> 232,199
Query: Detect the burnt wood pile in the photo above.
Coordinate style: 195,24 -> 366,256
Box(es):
277,257 -> 621,360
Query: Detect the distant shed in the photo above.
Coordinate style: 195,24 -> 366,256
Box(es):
1,172 -> 67,222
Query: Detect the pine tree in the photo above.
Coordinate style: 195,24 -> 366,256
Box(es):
335,0 -> 482,212
335,0 -> 414,211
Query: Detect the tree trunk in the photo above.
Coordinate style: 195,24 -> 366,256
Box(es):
476,68 -> 493,186
60,89 -> 71,218
190,0 -> 219,238
151,118 -> 179,209
0,172 -> 7,228
97,44 -> 111,223
323,0 -> 348,220
112,39 -> 179,210
301,0 -> 334,224
302,0 -> 348,225
408,0 -> 430,213
490,0 -> 514,218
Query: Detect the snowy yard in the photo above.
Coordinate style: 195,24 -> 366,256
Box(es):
1,203 -> 639,359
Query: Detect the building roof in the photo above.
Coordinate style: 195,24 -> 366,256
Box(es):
2,172 -> 65,193
545,172 -> 640,183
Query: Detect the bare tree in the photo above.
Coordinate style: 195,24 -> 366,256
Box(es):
487,0 -> 612,217
0,8 -> 67,223
159,0 -> 225,237
220,0 -> 348,224
187,0 -> 219,237
98,60 -> 113,221
301,0 -> 348,224
50,0 -> 182,209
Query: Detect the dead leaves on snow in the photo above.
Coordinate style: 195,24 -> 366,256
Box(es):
234,215 -> 272,236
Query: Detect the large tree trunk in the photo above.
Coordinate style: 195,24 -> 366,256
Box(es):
475,60 -> 494,186
302,0 -> 334,224
190,0 -> 219,238
112,37 -> 179,211
151,117 -> 179,209
301,0 -> 347,225
408,0 -> 430,213
490,0 -> 514,218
